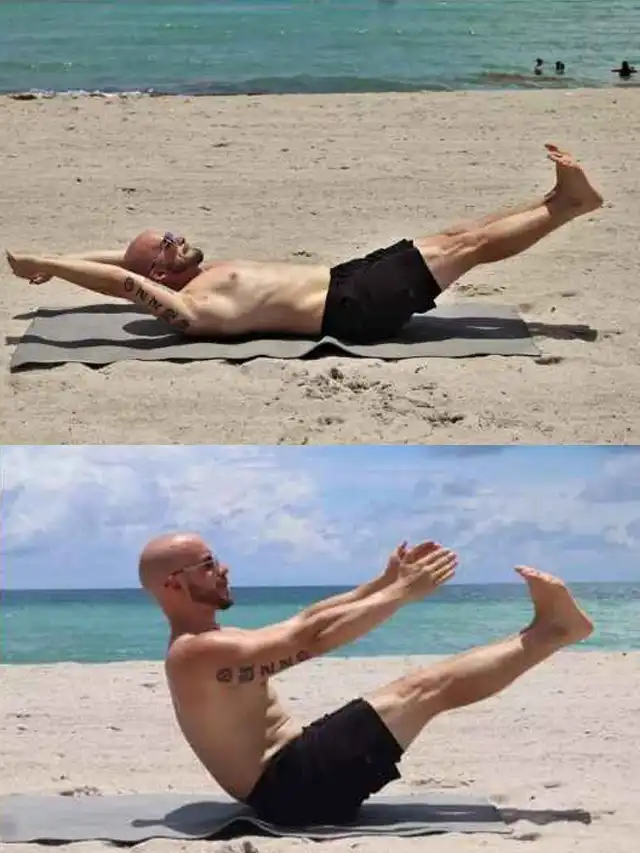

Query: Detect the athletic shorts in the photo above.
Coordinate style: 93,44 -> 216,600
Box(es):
245,698 -> 404,827
320,239 -> 442,343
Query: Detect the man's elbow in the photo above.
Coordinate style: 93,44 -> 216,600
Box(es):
249,616 -> 323,674
289,612 -> 329,658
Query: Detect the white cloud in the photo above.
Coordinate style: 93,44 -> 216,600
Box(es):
1,447 -> 639,575
0,446 -> 342,559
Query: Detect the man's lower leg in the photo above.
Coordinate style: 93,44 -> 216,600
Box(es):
441,190 -> 554,237
471,197 -> 578,265
367,568 -> 593,750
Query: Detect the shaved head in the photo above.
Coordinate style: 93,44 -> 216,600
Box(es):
139,532 -> 234,620
138,532 -> 208,593
123,230 -> 160,277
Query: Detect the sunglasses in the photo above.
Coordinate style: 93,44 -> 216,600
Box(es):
148,232 -> 182,276
164,554 -> 222,587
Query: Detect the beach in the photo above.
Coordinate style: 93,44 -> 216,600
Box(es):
2,88 -> 639,444
1,653 -> 637,851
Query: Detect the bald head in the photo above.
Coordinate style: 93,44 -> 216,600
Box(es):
138,532 -> 208,593
123,230 -> 162,277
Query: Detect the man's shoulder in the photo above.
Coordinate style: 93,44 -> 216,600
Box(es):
167,628 -> 239,669
166,632 -> 200,671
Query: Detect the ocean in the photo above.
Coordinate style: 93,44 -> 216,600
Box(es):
1,0 -> 638,96
2,583 -> 638,664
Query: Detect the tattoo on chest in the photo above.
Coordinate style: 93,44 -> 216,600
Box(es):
215,650 -> 311,685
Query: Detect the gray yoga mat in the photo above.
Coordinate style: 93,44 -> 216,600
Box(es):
9,302 -> 538,370
0,792 -> 509,842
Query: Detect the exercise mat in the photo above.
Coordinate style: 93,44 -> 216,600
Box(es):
0,791 -> 509,842
10,302 -> 539,370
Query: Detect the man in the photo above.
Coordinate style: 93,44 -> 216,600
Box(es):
611,61 -> 637,80
139,532 -> 593,827
6,144 -> 602,343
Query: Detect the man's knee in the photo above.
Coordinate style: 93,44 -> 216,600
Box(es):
365,670 -> 454,750
376,668 -> 454,714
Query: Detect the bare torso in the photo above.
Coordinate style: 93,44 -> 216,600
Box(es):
166,629 -> 303,801
182,260 -> 331,337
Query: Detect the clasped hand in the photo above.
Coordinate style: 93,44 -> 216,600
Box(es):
384,539 -> 457,601
5,251 -> 51,284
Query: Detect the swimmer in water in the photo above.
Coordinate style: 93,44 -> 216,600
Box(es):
612,60 -> 637,79
534,58 -> 544,76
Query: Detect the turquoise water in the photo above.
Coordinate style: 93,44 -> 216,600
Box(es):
2,583 -> 638,664
1,0 -> 638,95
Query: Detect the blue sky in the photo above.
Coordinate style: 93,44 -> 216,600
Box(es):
1,445 -> 639,589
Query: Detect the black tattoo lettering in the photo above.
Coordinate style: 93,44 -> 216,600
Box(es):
135,285 -> 147,303
238,665 -> 255,683
260,662 -> 276,677
216,668 -> 233,683
147,296 -> 161,311
123,277 -> 135,293
296,650 -> 311,663
278,656 -> 294,671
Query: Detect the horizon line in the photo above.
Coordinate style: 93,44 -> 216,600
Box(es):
3,579 -> 634,594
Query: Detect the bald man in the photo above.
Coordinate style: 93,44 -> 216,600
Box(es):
139,532 -> 593,827
7,145 -> 602,342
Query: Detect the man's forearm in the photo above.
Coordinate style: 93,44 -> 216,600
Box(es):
39,257 -> 129,297
302,574 -> 390,619
304,583 -> 406,656
61,250 -> 126,267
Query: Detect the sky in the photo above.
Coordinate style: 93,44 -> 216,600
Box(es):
1,445 -> 639,589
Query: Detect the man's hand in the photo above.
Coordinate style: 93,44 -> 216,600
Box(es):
395,543 -> 457,601
383,540 -> 440,582
383,541 -> 408,582
5,251 -> 50,284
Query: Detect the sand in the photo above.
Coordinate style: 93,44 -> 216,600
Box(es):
1,88 -> 639,444
1,653 -> 637,852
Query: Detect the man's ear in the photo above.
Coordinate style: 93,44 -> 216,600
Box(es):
149,267 -> 167,283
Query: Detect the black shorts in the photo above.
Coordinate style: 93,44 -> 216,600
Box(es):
321,239 -> 441,343
245,698 -> 403,827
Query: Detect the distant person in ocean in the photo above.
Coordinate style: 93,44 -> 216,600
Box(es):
612,60 -> 637,79
7,144 -> 604,343
130,531 -> 593,827
555,60 -> 565,75
534,58 -> 544,75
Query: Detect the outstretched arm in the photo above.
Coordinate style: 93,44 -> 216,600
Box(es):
59,249 -> 126,266
6,253 -> 197,333
171,544 -> 456,685
173,582 -> 409,685
19,250 -> 126,285
302,541 -> 435,617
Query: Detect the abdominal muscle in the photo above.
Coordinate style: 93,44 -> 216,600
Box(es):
184,260 -> 332,336
168,673 -> 303,801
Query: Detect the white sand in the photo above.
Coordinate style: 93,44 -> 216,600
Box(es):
1,653 -> 638,852
1,88 -> 639,443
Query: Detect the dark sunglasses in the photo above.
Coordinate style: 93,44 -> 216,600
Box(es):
149,232 -> 181,276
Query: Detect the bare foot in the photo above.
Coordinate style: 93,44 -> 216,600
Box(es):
544,143 -> 563,199
544,143 -> 603,212
515,566 -> 593,644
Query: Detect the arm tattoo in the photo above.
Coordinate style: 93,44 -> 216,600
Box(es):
216,667 -> 233,683
123,276 -> 191,331
215,650 -> 311,685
